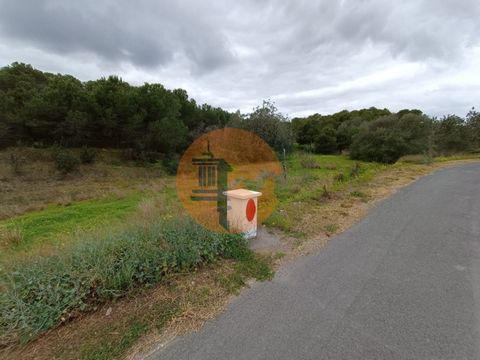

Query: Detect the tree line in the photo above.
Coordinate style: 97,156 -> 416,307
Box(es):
0,62 -> 478,165
0,62 -> 230,161
293,107 -> 480,163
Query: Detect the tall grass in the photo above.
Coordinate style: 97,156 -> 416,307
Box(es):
0,217 -> 246,345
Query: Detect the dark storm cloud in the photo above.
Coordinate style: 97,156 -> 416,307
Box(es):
0,0 -> 479,116
0,0 -> 234,72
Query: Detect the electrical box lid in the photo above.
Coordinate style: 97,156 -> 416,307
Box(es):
223,189 -> 262,200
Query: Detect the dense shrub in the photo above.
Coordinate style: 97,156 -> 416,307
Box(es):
53,149 -> 79,173
79,146 -> 97,164
162,155 -> 180,175
0,218 -> 245,344
350,114 -> 432,163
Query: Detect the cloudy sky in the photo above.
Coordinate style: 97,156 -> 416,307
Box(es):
0,0 -> 479,118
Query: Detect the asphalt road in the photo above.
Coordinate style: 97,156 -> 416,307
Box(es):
149,163 -> 480,360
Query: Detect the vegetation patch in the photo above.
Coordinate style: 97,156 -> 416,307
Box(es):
0,218 -> 250,346
0,194 -> 143,252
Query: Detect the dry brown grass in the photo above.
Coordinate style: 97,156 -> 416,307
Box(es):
0,225 -> 24,249
0,148 -> 167,220
273,159 -> 480,262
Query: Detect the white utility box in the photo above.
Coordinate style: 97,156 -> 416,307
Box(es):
223,189 -> 262,239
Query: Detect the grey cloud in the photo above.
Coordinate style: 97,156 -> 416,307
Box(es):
0,0 -> 234,72
0,0 -> 478,117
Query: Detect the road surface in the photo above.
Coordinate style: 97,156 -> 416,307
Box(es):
149,163 -> 480,360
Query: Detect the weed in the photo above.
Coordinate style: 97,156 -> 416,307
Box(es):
300,156 -> 321,169
54,149 -> 79,174
334,173 -> 346,182
9,152 -> 26,175
218,252 -> 272,295
0,225 -> 23,249
151,300 -> 181,330
350,190 -> 367,199
321,185 -> 331,200
80,147 -> 97,164
218,272 -> 245,294
265,211 -> 291,231
79,321 -> 148,360
349,162 -> 362,178
324,224 -> 339,234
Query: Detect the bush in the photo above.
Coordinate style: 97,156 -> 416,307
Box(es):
350,114 -> 432,163
349,163 -> 362,178
350,127 -> 408,163
0,226 -> 24,249
53,150 -> 79,174
80,146 -> 96,164
299,155 -> 321,169
162,155 -> 180,175
0,218 -> 246,344
9,151 -> 26,175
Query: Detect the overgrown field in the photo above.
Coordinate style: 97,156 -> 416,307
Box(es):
0,147 -> 273,358
0,147 -> 478,359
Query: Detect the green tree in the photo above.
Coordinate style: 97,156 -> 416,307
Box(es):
230,100 -> 294,153
466,107 -> 480,150
434,115 -> 470,154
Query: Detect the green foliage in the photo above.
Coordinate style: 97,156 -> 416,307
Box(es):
314,126 -> 337,154
466,107 -> 480,150
0,218 -> 246,344
53,149 -> 80,173
350,114 -> 432,163
0,63 -> 231,155
162,155 -> 180,175
229,100 -> 295,153
350,190 -> 367,199
294,107 -> 477,163
433,115 -> 471,154
217,241 -> 273,294
80,146 -> 97,164
294,107 -> 392,153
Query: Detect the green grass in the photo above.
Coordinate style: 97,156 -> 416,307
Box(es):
264,153 -> 386,233
0,193 -> 143,252
0,218 -> 248,345
324,224 -> 339,233
80,321 -> 149,360
275,153 -> 385,204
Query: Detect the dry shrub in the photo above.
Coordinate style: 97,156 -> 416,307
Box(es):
299,155 -> 321,169
0,226 -> 24,249
324,163 -> 337,170
134,197 -> 167,223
